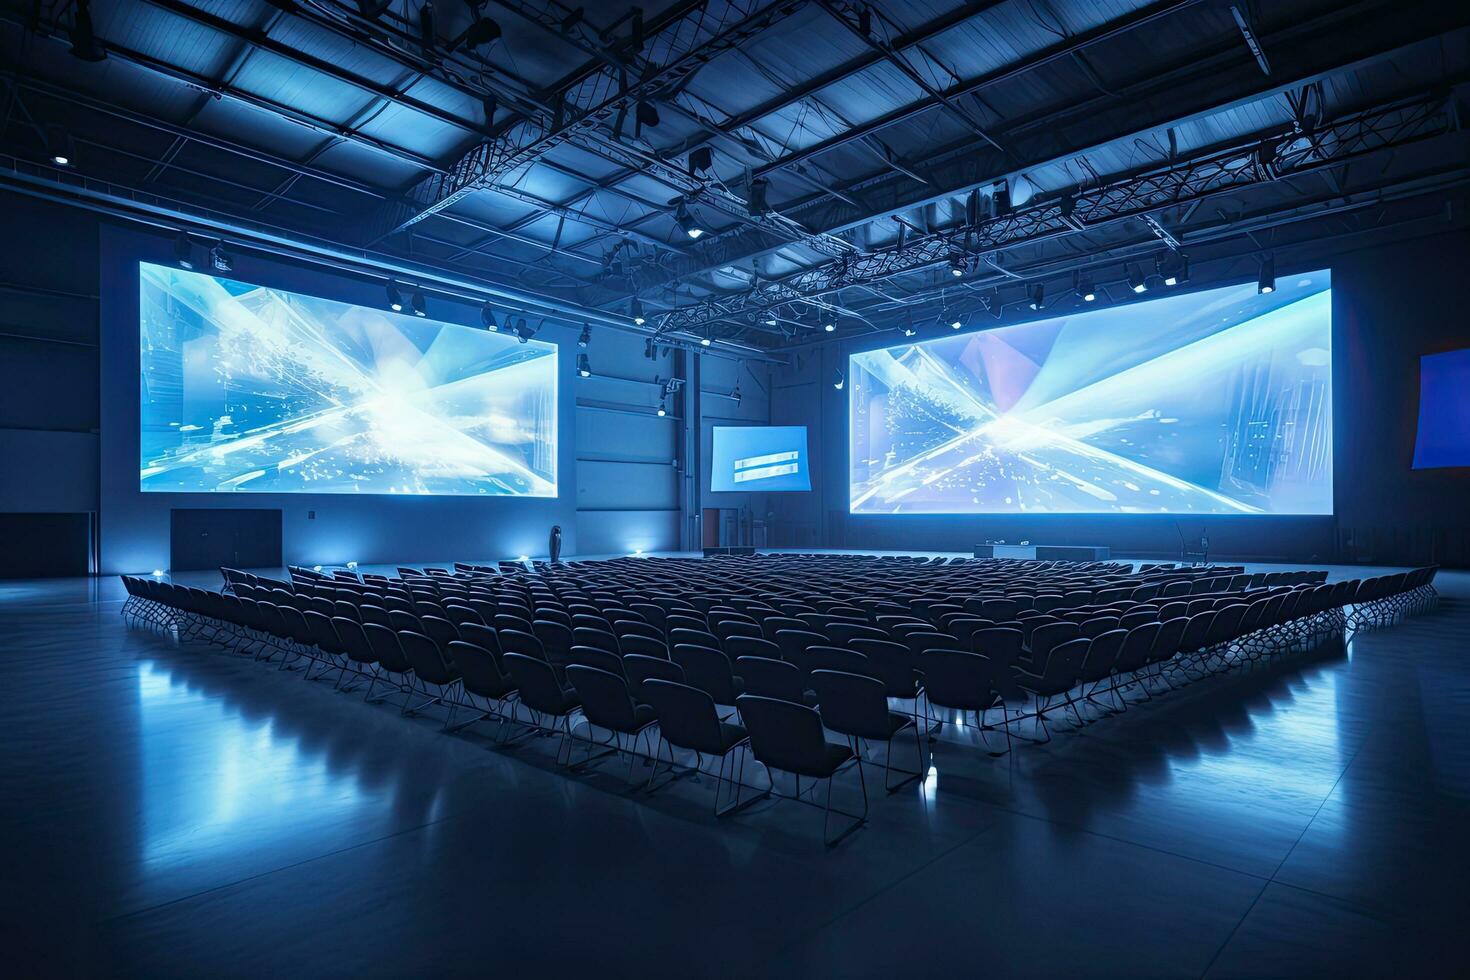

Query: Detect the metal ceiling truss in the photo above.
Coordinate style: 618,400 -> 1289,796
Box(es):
364,0 -> 856,259
651,89 -> 1459,335
617,1 -> 1467,299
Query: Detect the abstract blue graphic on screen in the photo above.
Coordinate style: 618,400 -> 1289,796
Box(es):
711,426 -> 812,492
139,264 -> 557,496
849,272 -> 1332,515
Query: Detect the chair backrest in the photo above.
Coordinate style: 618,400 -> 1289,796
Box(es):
611,618 -> 662,642
303,610 -> 343,653
331,616 -> 373,664
849,638 -> 919,698
572,626 -> 621,655
1150,616 -> 1189,662
568,645 -> 625,677
1030,621 -> 1080,666
567,665 -> 641,732
362,622 -> 410,672
669,626 -> 722,651
457,621 -> 502,658
665,614 -> 708,636
499,627 -> 547,661
712,618 -> 764,643
447,640 -> 513,699
725,635 -> 782,661
811,669 -> 896,741
504,653 -> 573,716
972,627 -> 1023,666
399,629 -> 457,685
1178,611 -> 1217,653
642,679 -> 736,756
733,656 -> 807,703
826,622 -> 887,646
736,695 -> 843,779
1034,637 -> 1089,691
1114,622 -> 1161,672
1079,615 -> 1120,638
806,645 -> 872,677
1080,628 -> 1127,680
759,616 -> 808,641
420,614 -> 461,652
773,629 -> 826,667
618,633 -> 670,660
623,654 -> 684,701
671,644 -> 741,704
916,648 -> 1001,712
532,619 -> 574,660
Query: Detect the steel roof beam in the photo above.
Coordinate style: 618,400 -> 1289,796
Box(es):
651,87 -> 1460,332
623,3 -> 1468,298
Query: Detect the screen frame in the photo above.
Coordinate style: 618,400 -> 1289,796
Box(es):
844,268 -> 1336,518
136,261 -> 560,498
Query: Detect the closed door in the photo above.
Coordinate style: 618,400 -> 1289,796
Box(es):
170,509 -> 282,571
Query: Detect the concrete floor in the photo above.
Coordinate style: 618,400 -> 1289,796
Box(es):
2,557 -> 1467,977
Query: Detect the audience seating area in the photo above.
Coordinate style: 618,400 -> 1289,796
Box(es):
120,555 -> 1439,846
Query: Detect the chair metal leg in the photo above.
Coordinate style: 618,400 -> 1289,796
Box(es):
822,757 -> 868,847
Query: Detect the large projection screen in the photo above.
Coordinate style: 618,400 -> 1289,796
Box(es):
139,263 -> 557,496
850,271 -> 1332,515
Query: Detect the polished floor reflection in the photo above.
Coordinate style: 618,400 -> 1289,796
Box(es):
3,562 -> 1468,977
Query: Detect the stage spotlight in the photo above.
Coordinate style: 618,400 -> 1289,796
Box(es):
732,383 -> 742,406
903,325 -> 917,337
45,125 -> 75,167
644,336 -> 657,360
515,318 -> 537,343
948,254 -> 966,278
173,233 -> 196,270
824,321 -> 835,333
1075,270 -> 1096,302
410,286 -> 427,317
209,242 -> 233,273
656,396 -> 667,417
577,324 -> 591,348
949,313 -> 963,330
700,325 -> 712,347
68,0 -> 106,62
763,315 -> 779,327
1127,264 -> 1148,293
1158,252 -> 1189,287
1027,283 -> 1045,311
386,281 -> 404,312
577,353 -> 592,378
481,302 -> 498,331
675,201 -> 705,239
833,369 -> 845,391
636,101 -> 660,130
151,569 -> 164,578
630,297 -> 646,325
1258,256 -> 1275,294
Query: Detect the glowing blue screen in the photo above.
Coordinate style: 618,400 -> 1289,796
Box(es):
1412,348 -> 1470,469
139,263 -> 557,496
849,271 -> 1333,515
711,426 -> 811,492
